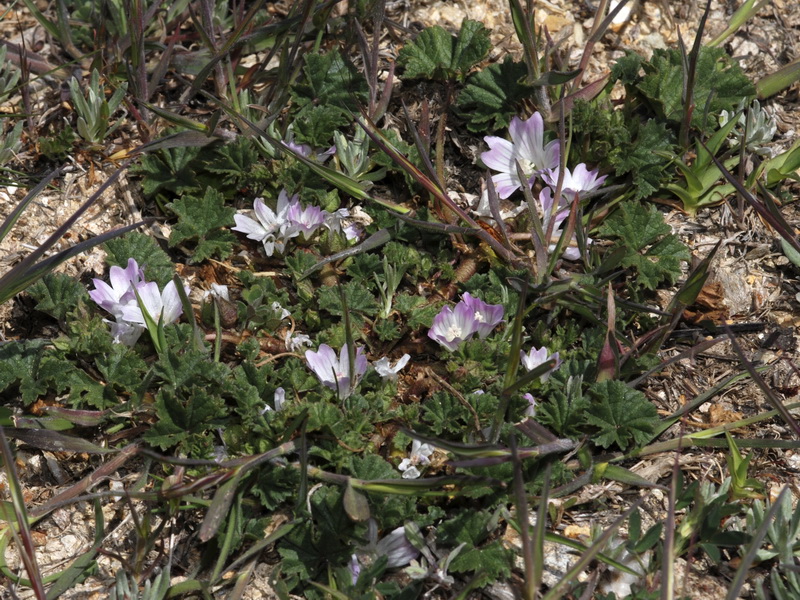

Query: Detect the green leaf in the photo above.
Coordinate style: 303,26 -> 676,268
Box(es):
637,47 -> 755,134
599,201 -> 690,290
292,104 -> 351,148
406,302 -> 440,330
0,341 -> 75,405
438,509 -> 493,546
610,51 -> 644,86
27,273 -> 88,321
132,142 -> 204,199
610,119 -> 675,200
451,19 -> 492,77
537,389 -> 589,438
398,19 -> 490,81
422,391 -> 470,436
104,232 -> 176,287
204,137 -> 261,186
318,282 -> 379,317
585,380 -> 657,450
95,344 -> 148,392
167,186 -> 236,263
144,385 -> 227,451
448,541 -> 513,582
456,56 -> 535,133
290,50 -> 368,110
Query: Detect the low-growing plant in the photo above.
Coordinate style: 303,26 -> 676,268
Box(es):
68,69 -> 128,145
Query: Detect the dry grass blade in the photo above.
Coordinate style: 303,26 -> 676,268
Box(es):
0,427 -> 46,599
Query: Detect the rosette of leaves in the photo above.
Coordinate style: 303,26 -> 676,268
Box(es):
289,50 -> 368,147
397,18 -> 491,82
68,69 -> 127,144
613,47 -> 755,136
455,56 -> 537,133
598,201 -> 690,291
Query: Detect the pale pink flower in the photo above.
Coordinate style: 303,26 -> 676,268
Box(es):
428,301 -> 479,352
284,138 -> 335,163
88,258 -> 144,315
286,201 -> 327,239
523,393 -> 537,418
89,259 -> 184,346
538,188 -> 589,261
542,163 -> 607,198
520,346 -> 562,382
459,292 -> 505,339
428,294 -> 504,351
481,113 -> 560,199
305,343 -> 368,399
120,280 -> 185,326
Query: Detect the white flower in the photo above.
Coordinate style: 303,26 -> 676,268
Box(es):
271,301 -> 290,321
542,163 -> 607,198
88,259 -> 186,346
88,258 -> 144,316
232,191 -> 297,256
202,283 -> 230,302
472,189 -> 526,221
398,440 -> 435,479
119,280 -> 185,326
284,331 -> 312,352
373,354 -> 411,381
261,387 -> 286,414
538,188 -> 590,261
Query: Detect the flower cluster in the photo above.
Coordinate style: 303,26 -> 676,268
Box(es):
428,292 -> 505,352
88,258 -> 184,346
232,190 -> 359,257
480,113 -> 607,259
398,440 -> 435,479
305,343 -> 411,400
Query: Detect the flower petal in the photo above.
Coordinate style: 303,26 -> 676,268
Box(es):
481,137 -> 515,172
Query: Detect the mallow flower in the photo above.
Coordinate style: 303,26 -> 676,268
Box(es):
523,393 -> 537,418
305,343 -> 368,399
460,292 -> 505,339
88,258 -> 144,315
285,201 -> 327,240
349,520 -> 420,584
428,293 -> 505,351
542,163 -> 607,199
89,259 -> 185,347
481,112 -> 560,199
119,280 -> 184,327
373,354 -> 411,381
538,187 -> 588,261
232,191 -> 297,256
427,301 -> 480,352
398,440 -> 435,479
520,346 -> 562,382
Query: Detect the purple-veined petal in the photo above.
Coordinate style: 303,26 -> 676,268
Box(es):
480,136 -> 515,172
159,280 -> 184,324
460,293 -> 504,338
232,213 -> 268,241
491,172 -> 523,199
